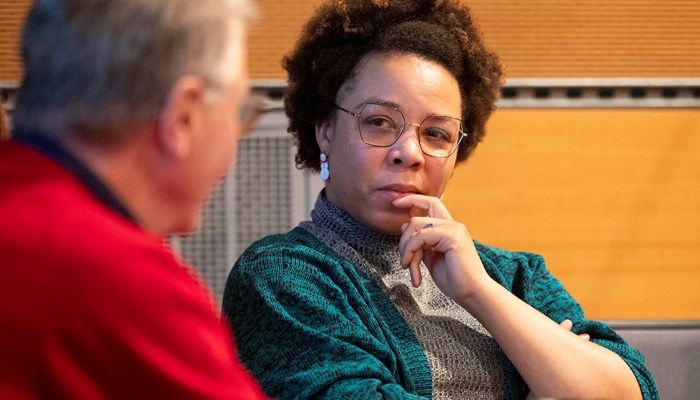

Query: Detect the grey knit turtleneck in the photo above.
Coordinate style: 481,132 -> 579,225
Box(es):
300,192 -> 508,399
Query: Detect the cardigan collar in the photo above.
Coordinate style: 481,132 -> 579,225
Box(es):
307,191 -> 403,275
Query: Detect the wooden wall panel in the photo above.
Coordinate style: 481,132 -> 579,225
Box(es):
248,0 -> 316,80
443,108 -> 700,319
469,0 -> 700,78
0,0 -> 31,83
248,0 -> 700,79
2,1 -> 699,80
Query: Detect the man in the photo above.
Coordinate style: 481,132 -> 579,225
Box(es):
0,0 -> 266,398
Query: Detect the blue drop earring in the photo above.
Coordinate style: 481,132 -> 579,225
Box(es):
320,152 -> 330,181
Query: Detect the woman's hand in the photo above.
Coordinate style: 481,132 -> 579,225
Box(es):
560,318 -> 591,341
393,194 -> 490,302
394,194 -> 641,400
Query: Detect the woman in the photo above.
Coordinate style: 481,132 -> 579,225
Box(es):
222,0 -> 657,399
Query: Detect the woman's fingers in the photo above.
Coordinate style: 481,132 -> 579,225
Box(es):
399,219 -> 439,260
408,250 -> 423,287
559,319 -> 591,341
559,319 -> 573,331
400,221 -> 428,287
400,219 -> 443,287
396,195 -> 478,293
392,194 -> 453,220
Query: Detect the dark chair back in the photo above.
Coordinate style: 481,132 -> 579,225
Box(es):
607,320 -> 700,400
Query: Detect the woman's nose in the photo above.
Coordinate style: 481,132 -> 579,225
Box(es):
390,123 -> 425,166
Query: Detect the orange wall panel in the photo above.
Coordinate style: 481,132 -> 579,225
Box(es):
469,0 -> 700,77
248,0 -> 317,79
249,0 -> 700,79
0,0 -> 31,83
3,1 -> 700,80
443,108 -> 700,319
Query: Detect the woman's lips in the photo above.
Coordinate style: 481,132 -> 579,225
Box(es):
377,186 -> 421,201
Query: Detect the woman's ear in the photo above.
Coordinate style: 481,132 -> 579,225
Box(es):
315,118 -> 334,154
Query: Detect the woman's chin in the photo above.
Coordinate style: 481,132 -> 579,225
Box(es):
367,213 -> 410,236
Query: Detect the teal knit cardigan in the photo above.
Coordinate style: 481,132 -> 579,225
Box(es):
222,227 -> 658,399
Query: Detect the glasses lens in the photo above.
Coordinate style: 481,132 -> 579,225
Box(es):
419,116 -> 463,157
352,103 -> 464,157
357,103 -> 404,146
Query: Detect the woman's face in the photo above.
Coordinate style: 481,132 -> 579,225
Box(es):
316,53 -> 462,235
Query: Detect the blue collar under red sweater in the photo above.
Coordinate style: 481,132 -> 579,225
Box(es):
11,129 -> 136,223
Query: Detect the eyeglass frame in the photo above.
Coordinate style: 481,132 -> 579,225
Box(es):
335,102 -> 467,158
238,94 -> 283,137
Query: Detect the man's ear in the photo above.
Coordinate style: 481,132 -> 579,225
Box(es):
315,118 -> 334,154
156,75 -> 207,159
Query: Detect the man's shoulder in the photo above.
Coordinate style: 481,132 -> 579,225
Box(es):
0,160 -> 215,349
0,161 -> 191,301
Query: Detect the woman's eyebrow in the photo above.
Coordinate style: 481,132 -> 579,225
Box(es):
357,98 -> 400,109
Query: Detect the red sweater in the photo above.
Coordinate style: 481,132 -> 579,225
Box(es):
0,138 -> 266,399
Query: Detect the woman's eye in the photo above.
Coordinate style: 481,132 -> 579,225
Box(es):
423,128 -> 451,141
365,116 -> 393,129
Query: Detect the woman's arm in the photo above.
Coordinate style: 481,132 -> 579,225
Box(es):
221,234 -> 431,400
457,270 -> 642,399
393,194 -> 654,400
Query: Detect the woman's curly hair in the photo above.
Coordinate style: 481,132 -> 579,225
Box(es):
284,0 -> 504,171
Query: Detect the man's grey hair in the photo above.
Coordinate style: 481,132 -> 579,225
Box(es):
13,0 -> 256,142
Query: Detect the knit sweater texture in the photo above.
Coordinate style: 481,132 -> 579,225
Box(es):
223,194 -> 658,400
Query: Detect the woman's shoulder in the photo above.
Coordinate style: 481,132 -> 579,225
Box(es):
473,241 -> 554,289
474,241 -> 546,269
240,226 -> 315,250
234,227 -> 345,273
